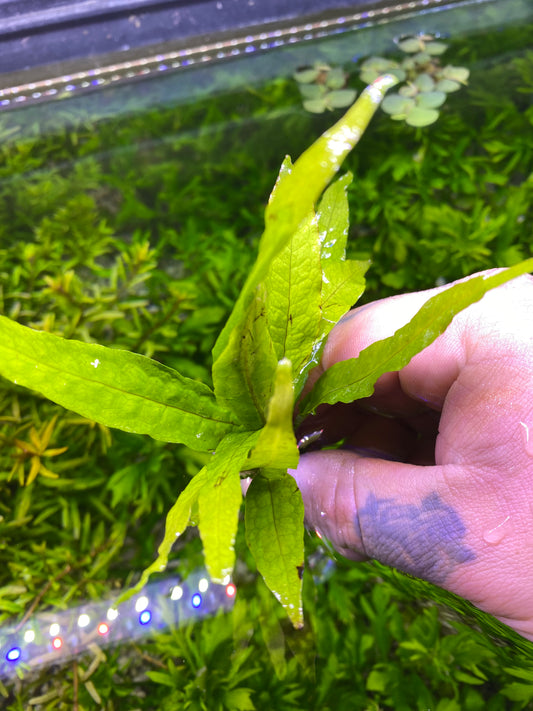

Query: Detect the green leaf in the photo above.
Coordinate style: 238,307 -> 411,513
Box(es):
262,204 -> 322,392
412,51 -> 432,65
246,358 -> 299,472
416,90 -> 446,109
225,688 -> 256,711
120,430 -> 259,601
425,40 -> 448,55
327,89 -> 358,108
0,315 -> 237,451
500,683 -> 533,702
414,73 -> 435,92
211,74 -> 399,380
435,78 -> 462,93
382,93 -> 415,116
405,107 -> 440,127
397,37 -> 422,53
299,83 -> 326,100
325,67 -> 346,90
315,174 -> 368,366
441,65 -> 470,83
212,281 -> 278,428
198,433 -> 256,582
303,99 -> 327,114
300,260 -> 533,416
294,68 -> 320,83
245,475 -> 305,628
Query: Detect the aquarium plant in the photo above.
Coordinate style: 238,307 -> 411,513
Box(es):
0,72 -> 532,632
359,33 -> 470,126
293,61 -> 357,113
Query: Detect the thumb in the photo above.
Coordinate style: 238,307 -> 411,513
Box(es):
291,450 -> 475,588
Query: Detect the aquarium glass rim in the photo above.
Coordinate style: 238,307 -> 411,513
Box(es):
0,0 -> 494,113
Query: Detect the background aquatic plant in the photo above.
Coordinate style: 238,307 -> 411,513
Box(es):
293,62 -> 357,114
359,33 -> 470,126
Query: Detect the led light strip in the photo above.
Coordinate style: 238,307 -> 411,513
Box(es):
0,0 -> 473,111
0,571 -> 236,679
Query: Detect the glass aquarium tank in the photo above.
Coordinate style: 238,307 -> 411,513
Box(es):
0,0 -> 532,707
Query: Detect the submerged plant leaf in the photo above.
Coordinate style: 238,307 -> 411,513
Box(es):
300,259 -> 533,417
0,315 -> 237,451
245,475 -> 305,628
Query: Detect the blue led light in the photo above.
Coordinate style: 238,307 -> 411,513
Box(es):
6,647 -> 21,662
191,593 -> 202,609
139,610 -> 152,625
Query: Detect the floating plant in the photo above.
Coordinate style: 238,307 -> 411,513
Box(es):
294,62 -> 357,113
359,34 -> 470,126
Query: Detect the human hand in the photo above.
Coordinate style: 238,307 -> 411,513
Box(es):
291,271 -> 533,641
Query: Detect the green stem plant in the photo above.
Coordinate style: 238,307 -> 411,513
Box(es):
0,74 -> 531,626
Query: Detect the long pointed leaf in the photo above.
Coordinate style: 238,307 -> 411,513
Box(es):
212,283 -> 278,428
300,260 -> 533,417
198,431 -> 260,582
245,475 -> 305,628
0,315 -> 238,451
119,430 -> 259,602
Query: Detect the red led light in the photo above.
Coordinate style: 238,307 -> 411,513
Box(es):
52,637 -> 63,650
97,622 -> 110,635
225,583 -> 236,598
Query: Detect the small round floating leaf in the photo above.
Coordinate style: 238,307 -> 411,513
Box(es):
416,90 -> 446,109
381,93 -> 414,115
405,107 -> 440,127
326,68 -> 346,89
401,57 -> 417,72
303,98 -> 327,114
361,56 -> 397,71
399,84 -> 418,98
425,40 -> 448,55
412,51 -> 431,65
327,89 -> 358,108
389,67 -> 407,82
294,68 -> 319,83
414,73 -> 435,92
359,57 -> 398,82
435,78 -> 462,93
359,70 -> 378,84
441,65 -> 470,83
397,37 -> 421,53
299,84 -> 326,99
